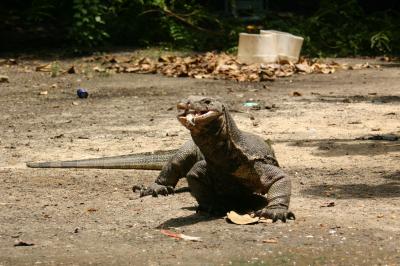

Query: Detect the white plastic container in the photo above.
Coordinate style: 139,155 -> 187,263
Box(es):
237,30 -> 304,64
237,33 -> 278,64
260,30 -> 304,62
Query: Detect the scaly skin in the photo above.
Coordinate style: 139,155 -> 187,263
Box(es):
26,150 -> 177,170
137,96 -> 294,222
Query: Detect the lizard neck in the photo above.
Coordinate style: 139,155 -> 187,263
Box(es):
191,107 -> 242,167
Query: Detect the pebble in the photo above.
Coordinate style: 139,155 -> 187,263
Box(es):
0,75 -> 9,83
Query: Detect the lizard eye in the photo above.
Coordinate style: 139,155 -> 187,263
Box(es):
203,100 -> 211,104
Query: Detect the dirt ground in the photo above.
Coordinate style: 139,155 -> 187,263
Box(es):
0,54 -> 399,265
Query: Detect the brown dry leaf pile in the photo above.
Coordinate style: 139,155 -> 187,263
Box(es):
94,52 -> 379,82
32,52 -> 379,82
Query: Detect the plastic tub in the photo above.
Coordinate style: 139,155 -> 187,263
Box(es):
260,30 -> 304,62
237,33 -> 278,64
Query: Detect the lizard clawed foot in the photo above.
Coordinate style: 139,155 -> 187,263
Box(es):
133,183 -> 174,197
255,207 -> 295,223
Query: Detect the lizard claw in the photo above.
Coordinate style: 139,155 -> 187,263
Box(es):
133,183 -> 174,197
255,207 -> 295,223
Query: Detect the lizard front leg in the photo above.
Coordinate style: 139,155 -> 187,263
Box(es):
253,161 -> 295,222
134,140 -> 202,197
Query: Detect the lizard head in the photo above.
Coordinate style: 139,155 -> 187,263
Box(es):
177,96 -> 224,133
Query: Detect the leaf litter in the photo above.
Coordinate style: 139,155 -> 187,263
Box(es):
28,52 -> 379,82
91,53 -> 379,82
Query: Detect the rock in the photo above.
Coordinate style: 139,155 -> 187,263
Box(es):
0,75 -> 9,83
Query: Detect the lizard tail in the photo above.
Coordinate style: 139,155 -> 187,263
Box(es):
26,150 -> 177,170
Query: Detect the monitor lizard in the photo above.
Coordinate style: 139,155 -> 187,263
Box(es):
27,96 -> 294,222
135,96 -> 294,222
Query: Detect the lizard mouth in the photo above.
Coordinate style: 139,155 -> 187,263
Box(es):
177,105 -> 221,129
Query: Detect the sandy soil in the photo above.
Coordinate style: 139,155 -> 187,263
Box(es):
0,55 -> 399,265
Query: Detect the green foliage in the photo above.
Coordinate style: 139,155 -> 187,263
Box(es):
371,32 -> 391,53
70,0 -> 109,47
4,0 -> 400,55
262,0 -> 400,56
50,61 -> 60,77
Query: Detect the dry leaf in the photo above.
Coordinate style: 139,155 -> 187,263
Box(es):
320,201 -> 335,207
93,66 -> 105,72
66,65 -> 77,74
226,211 -> 259,225
295,63 -> 312,73
124,67 -> 140,73
35,63 -> 52,72
262,238 -> 278,244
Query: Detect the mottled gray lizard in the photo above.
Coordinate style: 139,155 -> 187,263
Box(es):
136,96 -> 294,222
27,96 -> 294,222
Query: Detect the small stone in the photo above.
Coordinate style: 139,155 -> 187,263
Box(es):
0,75 -> 9,83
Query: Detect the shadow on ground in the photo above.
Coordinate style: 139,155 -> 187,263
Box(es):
302,170 -> 400,199
298,95 -> 400,104
289,139 -> 400,157
383,171 -> 400,181
156,212 -> 217,228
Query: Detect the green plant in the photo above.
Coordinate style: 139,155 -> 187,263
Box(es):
70,0 -> 109,47
51,61 -> 60,77
371,32 -> 391,53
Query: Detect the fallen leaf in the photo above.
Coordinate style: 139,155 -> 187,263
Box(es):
320,202 -> 335,207
66,65 -> 77,74
93,66 -> 106,72
295,63 -> 312,73
226,211 -> 259,225
35,63 -> 52,72
262,238 -> 278,244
